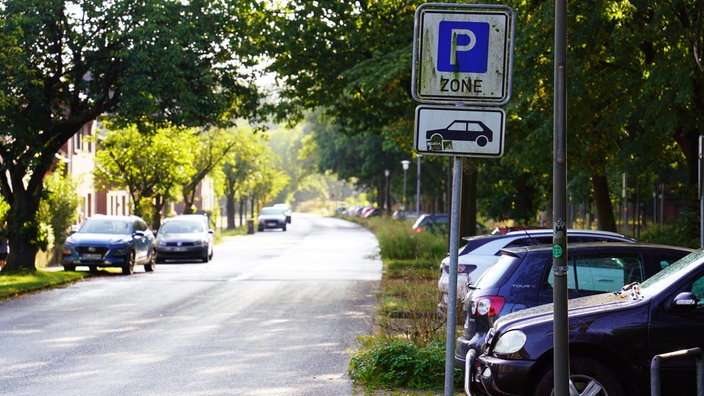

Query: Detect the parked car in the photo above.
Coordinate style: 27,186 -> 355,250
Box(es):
155,216 -> 214,263
456,242 -> 694,367
273,203 -> 292,224
438,229 -> 637,310
468,247 -> 704,396
257,207 -> 287,231
412,213 -> 487,234
62,215 -> 156,275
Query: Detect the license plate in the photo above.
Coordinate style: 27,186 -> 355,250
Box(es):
169,247 -> 187,252
82,253 -> 102,260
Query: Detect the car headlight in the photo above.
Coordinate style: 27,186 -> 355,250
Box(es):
493,330 -> 527,354
111,245 -> 129,256
156,239 -> 167,247
62,245 -> 74,255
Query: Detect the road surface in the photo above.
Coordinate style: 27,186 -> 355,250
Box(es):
0,213 -> 382,396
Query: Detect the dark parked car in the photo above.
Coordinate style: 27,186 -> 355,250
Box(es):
468,247 -> 704,396
438,229 -> 637,310
456,242 -> 693,367
63,215 -> 156,275
257,207 -> 287,231
155,216 -> 214,263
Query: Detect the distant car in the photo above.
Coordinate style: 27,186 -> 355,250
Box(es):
426,120 -> 493,150
258,207 -> 287,231
273,203 -> 292,224
62,215 -> 156,275
437,229 -> 637,310
470,247 -> 704,396
411,213 -> 486,235
155,216 -> 214,263
455,242 -> 693,367
412,213 -> 449,233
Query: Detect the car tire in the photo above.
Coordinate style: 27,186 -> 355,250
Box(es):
144,249 -> 156,272
476,136 -> 489,147
201,249 -> 209,263
89,266 -> 99,273
282,223 -> 286,231
122,251 -> 135,275
533,356 -> 624,396
63,265 -> 75,271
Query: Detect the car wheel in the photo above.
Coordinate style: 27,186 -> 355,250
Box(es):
122,251 -> 135,275
201,249 -> 209,263
533,357 -> 624,396
144,249 -> 156,272
282,223 -> 287,231
258,225 -> 264,232
476,136 -> 489,147
89,266 -> 99,273
63,265 -> 75,271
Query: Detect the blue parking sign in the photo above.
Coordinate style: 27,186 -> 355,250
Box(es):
437,21 -> 490,73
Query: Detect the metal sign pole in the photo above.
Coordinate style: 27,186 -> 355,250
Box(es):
444,156 -> 463,395
553,0 -> 569,393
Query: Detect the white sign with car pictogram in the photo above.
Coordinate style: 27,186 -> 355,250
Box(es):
414,105 -> 505,157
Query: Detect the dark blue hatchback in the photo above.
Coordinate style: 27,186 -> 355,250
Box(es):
63,215 -> 156,275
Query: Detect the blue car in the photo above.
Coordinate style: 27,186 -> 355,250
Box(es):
63,215 -> 156,275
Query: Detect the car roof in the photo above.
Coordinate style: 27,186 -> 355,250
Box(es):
502,241 -> 693,256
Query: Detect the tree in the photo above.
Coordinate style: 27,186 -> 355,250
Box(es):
181,127 -> 238,215
0,0 -> 260,271
222,128 -> 267,229
93,124 -> 195,228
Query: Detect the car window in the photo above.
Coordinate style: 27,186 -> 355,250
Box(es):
80,219 -> 130,234
546,254 -> 642,293
502,236 -> 552,250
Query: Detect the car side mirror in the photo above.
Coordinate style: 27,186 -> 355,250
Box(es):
672,292 -> 697,307
134,230 -> 145,237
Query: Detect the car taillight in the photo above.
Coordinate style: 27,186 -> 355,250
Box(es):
470,296 -> 504,317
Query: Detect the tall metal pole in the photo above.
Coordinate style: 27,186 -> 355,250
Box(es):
553,0 -> 569,393
444,157 -> 462,396
416,155 -> 422,215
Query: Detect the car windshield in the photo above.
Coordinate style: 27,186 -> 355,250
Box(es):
640,248 -> 704,291
79,219 -> 131,234
160,221 -> 203,234
261,208 -> 283,215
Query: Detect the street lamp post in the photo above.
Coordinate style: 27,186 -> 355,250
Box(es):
401,160 -> 410,215
384,169 -> 390,216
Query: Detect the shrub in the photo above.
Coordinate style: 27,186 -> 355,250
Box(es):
349,336 -> 460,391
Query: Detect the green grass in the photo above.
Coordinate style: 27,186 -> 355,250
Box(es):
0,269 -> 87,300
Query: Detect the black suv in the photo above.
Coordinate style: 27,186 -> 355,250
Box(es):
469,247 -> 704,396
456,242 -> 693,368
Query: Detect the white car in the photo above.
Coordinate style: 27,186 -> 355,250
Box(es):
437,229 -> 637,309
258,207 -> 287,231
273,203 -> 292,224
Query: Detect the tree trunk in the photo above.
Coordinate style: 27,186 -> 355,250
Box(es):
5,189 -> 42,272
591,173 -> 617,232
226,193 -> 235,230
460,159 -> 478,237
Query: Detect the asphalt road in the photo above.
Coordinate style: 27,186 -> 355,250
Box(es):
0,213 -> 382,396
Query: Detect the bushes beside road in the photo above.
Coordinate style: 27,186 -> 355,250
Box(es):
343,216 -> 463,394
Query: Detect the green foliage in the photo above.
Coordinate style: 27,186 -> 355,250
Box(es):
93,124 -> 196,222
639,209 -> 701,249
38,161 -> 80,248
350,337 -> 461,391
376,225 -> 448,262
